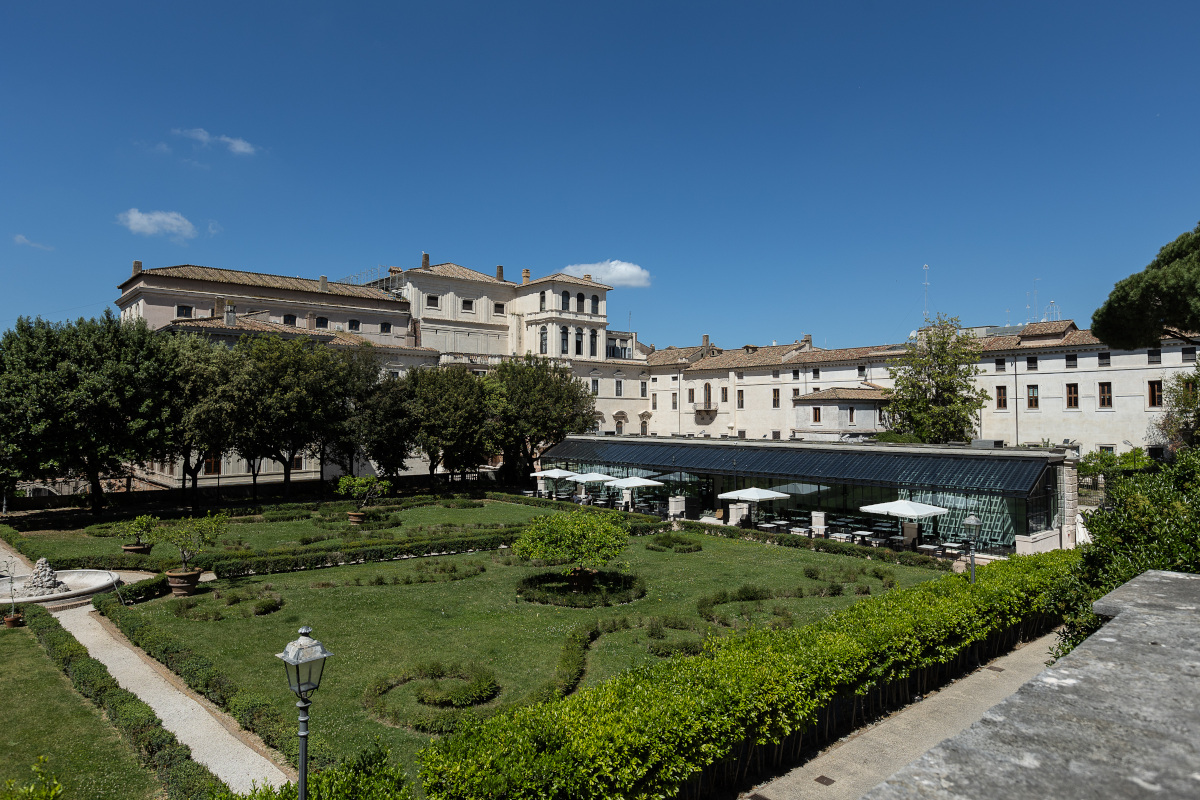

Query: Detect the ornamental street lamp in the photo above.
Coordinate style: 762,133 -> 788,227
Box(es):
963,514 -> 983,584
277,626 -> 333,800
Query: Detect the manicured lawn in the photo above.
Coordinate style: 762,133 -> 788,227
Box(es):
0,628 -> 160,800
123,532 -> 942,774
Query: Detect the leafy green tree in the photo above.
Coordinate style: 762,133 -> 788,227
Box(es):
410,366 -> 498,480
1151,363 -> 1200,456
1092,221 -> 1200,349
1051,449 -> 1200,656
148,512 -> 227,572
883,313 -> 989,444
357,374 -> 420,479
492,355 -> 595,483
0,312 -> 174,514
512,510 -> 628,588
336,475 -> 392,509
316,344 -> 382,480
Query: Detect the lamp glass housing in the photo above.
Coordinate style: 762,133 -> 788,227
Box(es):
962,513 -> 983,546
277,627 -> 332,700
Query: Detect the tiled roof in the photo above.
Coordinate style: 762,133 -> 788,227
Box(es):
1020,320 -> 1077,336
683,342 -> 905,371
524,272 -> 614,290
646,345 -> 711,367
407,262 -> 511,285
978,327 -> 1104,352
169,316 -> 437,353
125,265 -> 403,301
793,386 -> 887,402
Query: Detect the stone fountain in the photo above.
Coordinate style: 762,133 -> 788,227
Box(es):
15,558 -> 70,598
2,557 -> 118,604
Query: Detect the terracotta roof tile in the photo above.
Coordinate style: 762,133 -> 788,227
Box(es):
169,316 -> 437,353
126,265 -> 403,301
646,345 -> 710,367
408,262 -> 512,284
793,386 -> 887,402
524,272 -> 614,290
1020,320 -> 1076,336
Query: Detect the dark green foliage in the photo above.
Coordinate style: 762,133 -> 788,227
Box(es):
253,595 -> 284,616
208,743 -> 413,800
873,431 -> 925,444
648,532 -> 703,553
1051,449 -> 1200,656
1091,221 -> 1200,350
21,605 -> 224,798
261,509 -> 314,522
439,498 -> 484,509
515,570 -> 646,607
419,551 -> 1075,800
647,638 -> 704,658
410,365 -> 499,479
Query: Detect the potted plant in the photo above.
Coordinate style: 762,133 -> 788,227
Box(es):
3,557 -> 22,627
119,514 -> 158,556
336,475 -> 392,525
149,513 -> 226,596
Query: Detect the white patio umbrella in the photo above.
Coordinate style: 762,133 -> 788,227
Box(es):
530,468 -> 577,496
718,487 -> 790,525
604,476 -> 665,509
568,472 -> 615,499
858,499 -> 949,519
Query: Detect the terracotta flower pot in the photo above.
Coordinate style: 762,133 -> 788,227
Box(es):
122,543 -> 153,556
347,511 -> 366,526
166,569 -> 203,597
4,614 -> 24,628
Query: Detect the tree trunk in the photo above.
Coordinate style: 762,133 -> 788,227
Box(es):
87,466 -> 104,516
250,459 -> 259,502
281,456 -> 292,498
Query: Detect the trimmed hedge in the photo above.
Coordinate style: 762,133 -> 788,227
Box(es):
22,605 -> 225,800
92,577 -> 330,770
208,743 -> 412,800
418,549 -> 1075,800
484,492 -> 659,524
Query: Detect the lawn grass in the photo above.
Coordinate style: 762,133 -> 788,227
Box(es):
122,531 -> 941,775
12,500 -> 563,564
0,628 -> 160,800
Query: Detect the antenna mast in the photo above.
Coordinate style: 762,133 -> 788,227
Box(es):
922,264 -> 930,319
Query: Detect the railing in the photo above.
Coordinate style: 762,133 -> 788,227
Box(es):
693,402 -> 718,412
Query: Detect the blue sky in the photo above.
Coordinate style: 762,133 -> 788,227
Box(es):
3,1 -> 1199,350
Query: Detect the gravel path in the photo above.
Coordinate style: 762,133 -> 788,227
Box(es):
54,605 -> 291,794
747,632 -> 1059,800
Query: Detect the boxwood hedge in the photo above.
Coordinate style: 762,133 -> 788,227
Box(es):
419,549 -> 1075,800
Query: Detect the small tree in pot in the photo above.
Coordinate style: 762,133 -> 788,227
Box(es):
336,475 -> 392,525
118,514 -> 158,555
150,512 -> 226,596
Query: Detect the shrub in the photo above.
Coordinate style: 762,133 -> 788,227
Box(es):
208,744 -> 412,800
253,596 -> 285,616
512,510 -> 629,580
515,571 -> 646,608
647,638 -> 704,657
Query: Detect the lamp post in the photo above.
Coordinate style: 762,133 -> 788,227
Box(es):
277,626 -> 333,800
963,514 -> 982,584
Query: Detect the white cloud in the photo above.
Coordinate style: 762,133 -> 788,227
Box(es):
14,234 -> 53,251
152,142 -> 172,154
562,259 -> 652,288
207,220 -> 223,237
172,127 -> 258,155
117,208 -> 197,242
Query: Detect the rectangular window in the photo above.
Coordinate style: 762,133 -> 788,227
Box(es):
721,386 -> 728,403
1066,383 -> 1079,409
640,381 -> 647,398
591,379 -> 599,395
671,393 -> 677,410
615,380 -> 623,397
771,430 -> 781,440
1149,380 -> 1163,407
1098,352 -> 1111,367
203,453 -> 221,475
792,388 -> 800,398
1148,348 -> 1162,365
291,454 -> 304,470
772,388 -> 780,408
792,369 -> 800,380
1184,347 -> 1197,363
461,299 -> 474,313
996,386 -> 1008,409
994,358 -> 1006,372
1027,385 -> 1039,409
425,294 -> 440,309
858,365 -> 866,378
1027,356 -> 1038,371
176,305 -> 193,319
736,371 -> 744,380
772,370 -> 780,379
688,388 -> 695,403
494,302 -> 505,315
848,406 -> 856,425
812,368 -> 820,379
1099,445 -> 1115,454
1066,354 -> 1077,369
737,390 -> 744,409
812,407 -> 821,423
737,430 -> 746,439
380,321 -> 392,334
1099,382 -> 1113,408
652,393 -> 657,410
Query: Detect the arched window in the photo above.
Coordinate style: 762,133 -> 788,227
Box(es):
315,317 -> 328,329
539,326 -> 548,354
589,329 -> 598,357
282,314 -> 297,326
539,291 -> 546,312
576,293 -> 585,312
615,420 -> 624,435
348,319 -> 360,332
575,327 -> 583,355
640,420 -> 648,435
591,295 -> 599,314
561,290 -> 570,310
560,326 -> 569,354
704,382 -> 712,406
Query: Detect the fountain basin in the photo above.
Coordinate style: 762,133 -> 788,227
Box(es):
1,569 -> 120,604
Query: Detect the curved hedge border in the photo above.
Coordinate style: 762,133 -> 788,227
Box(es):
92,577 -> 332,771
515,570 -> 647,608
419,549 -> 1075,800
22,604 -> 225,800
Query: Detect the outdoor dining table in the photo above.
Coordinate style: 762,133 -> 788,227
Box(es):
941,542 -> 964,555
830,532 -> 853,543
866,536 -> 888,547
887,536 -> 907,548
917,544 -> 941,555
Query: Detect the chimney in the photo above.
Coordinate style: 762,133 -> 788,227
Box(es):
319,275 -> 328,291
422,253 -> 430,269
583,274 -> 591,281
802,334 -> 813,348
214,297 -> 226,318
224,303 -> 237,327
521,268 -> 530,285
702,333 -> 710,356
496,265 -> 504,281
132,260 -> 142,277
306,311 -> 316,329
388,266 -> 402,276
